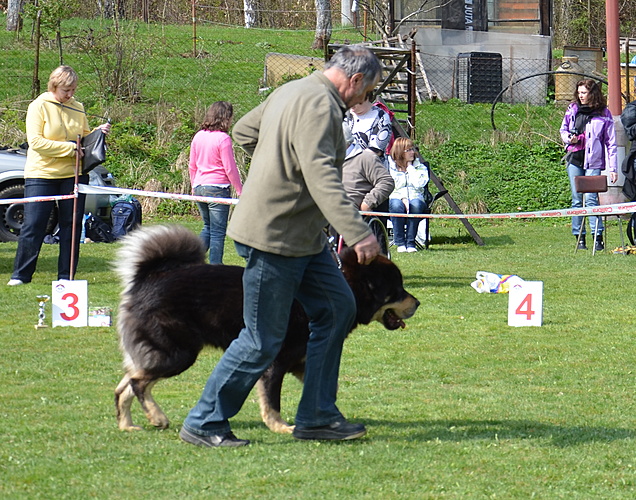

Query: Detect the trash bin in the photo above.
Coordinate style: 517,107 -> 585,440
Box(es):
620,63 -> 636,101
455,52 -> 502,104
554,56 -> 581,103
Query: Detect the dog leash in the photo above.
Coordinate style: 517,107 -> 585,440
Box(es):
326,238 -> 343,270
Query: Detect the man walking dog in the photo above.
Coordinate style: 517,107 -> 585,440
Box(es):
179,45 -> 383,447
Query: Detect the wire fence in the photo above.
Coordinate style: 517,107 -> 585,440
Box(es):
2,19 -> 633,148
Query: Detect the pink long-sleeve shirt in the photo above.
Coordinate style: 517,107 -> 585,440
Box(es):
189,130 -> 243,195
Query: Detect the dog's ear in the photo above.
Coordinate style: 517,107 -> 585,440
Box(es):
339,248 -> 391,325
338,247 -> 361,290
338,247 -> 358,268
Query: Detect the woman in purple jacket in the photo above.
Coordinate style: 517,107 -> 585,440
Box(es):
560,79 -> 617,251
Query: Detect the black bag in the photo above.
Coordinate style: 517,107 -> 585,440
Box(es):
81,129 -> 107,174
111,198 -> 142,240
84,214 -> 115,243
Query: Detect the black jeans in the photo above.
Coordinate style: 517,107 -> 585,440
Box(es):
12,176 -> 87,282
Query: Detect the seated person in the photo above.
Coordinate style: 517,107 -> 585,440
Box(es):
344,92 -> 393,164
342,147 -> 394,212
330,127 -> 394,252
388,137 -> 430,253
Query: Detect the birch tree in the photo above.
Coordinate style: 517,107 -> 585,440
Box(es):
312,0 -> 332,50
6,0 -> 25,32
244,0 -> 259,28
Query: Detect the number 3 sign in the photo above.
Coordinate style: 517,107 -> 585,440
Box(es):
52,280 -> 88,327
508,281 -> 543,327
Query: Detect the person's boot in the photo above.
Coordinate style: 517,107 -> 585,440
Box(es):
594,234 -> 604,252
576,235 -> 587,250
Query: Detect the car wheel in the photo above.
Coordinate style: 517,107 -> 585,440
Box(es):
0,184 -> 58,243
0,185 -> 24,242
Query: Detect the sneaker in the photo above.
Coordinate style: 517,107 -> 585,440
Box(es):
7,279 -> 24,286
594,237 -> 605,252
407,247 -> 417,253
292,419 -> 367,441
179,427 -> 249,448
576,235 -> 587,250
397,245 -> 407,253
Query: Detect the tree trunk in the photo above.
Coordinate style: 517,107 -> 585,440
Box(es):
101,0 -> 114,19
6,0 -> 24,32
243,0 -> 259,28
312,0 -> 332,50
101,0 -> 126,20
31,9 -> 41,99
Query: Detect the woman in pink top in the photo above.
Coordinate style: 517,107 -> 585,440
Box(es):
189,101 -> 243,264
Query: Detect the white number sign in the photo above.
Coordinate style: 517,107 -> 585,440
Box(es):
508,281 -> 543,327
52,280 -> 88,328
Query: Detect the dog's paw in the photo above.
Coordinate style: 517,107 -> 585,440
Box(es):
267,421 -> 295,434
149,416 -> 170,429
119,423 -> 144,432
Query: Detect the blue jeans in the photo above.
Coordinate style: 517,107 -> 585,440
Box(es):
194,185 -> 231,264
12,176 -> 87,282
389,198 -> 426,248
567,165 -> 603,236
183,243 -> 356,435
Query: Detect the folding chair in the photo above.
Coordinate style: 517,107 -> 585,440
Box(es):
573,175 -> 626,255
415,189 -> 448,250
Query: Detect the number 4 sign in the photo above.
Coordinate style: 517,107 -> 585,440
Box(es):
52,280 -> 88,328
508,281 -> 543,327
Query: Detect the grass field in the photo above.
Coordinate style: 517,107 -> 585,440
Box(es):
2,217 -> 636,499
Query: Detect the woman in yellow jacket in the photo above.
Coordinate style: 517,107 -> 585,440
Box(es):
8,66 -> 110,286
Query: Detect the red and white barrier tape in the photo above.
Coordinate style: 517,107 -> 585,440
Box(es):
79,186 -> 636,219
79,185 -> 239,205
5,184 -> 636,220
0,193 -> 76,205
360,202 -> 636,219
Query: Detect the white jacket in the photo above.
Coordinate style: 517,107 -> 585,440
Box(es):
388,157 -> 429,202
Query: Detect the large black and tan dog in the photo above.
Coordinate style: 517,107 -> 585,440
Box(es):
115,225 -> 419,433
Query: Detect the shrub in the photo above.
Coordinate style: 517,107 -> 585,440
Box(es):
421,141 -> 571,214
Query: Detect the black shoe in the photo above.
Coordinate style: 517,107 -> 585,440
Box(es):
594,236 -> 605,252
292,419 -> 367,441
576,235 -> 587,250
179,427 -> 250,447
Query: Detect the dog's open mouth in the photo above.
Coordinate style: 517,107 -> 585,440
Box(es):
382,309 -> 406,330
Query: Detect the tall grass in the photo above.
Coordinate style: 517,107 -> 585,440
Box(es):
2,218 -> 636,498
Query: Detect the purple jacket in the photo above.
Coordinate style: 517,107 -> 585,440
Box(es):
560,103 -> 618,172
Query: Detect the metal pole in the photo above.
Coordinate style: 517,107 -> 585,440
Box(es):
625,41 -> 631,103
69,135 -> 81,281
409,39 -> 416,137
606,0 -> 627,197
606,0 -> 622,114
192,0 -> 197,58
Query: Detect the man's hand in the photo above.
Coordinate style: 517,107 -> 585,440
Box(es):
352,233 -> 380,265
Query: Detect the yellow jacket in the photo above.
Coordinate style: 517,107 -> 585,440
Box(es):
25,92 -> 91,179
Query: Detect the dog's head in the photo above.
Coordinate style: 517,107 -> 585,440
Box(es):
339,247 -> 419,330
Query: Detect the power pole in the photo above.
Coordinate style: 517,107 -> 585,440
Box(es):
605,0 -> 621,115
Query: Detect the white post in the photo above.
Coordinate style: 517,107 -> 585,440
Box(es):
341,0 -> 352,26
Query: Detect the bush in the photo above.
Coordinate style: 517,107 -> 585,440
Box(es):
421,141 -> 571,215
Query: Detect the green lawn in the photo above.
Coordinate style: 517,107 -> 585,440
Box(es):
2,218 -> 636,498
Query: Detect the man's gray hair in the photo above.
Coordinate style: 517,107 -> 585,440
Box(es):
325,45 -> 383,88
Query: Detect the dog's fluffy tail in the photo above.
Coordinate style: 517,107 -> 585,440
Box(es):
114,225 -> 206,292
